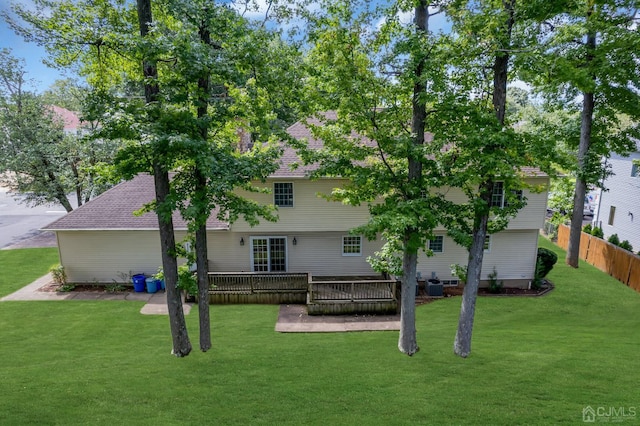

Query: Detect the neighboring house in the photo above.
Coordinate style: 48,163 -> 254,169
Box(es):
50,105 -> 82,132
592,141 -> 640,251
43,116 -> 549,288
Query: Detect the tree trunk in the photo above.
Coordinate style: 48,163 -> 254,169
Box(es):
155,165 -> 192,357
137,0 -> 191,357
454,204 -> 489,357
566,30 -> 596,268
396,0 -> 428,356
195,177 -> 211,352
454,0 -> 514,358
398,244 -> 419,355
194,22 -> 212,352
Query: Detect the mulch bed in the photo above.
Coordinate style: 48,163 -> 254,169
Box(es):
415,281 -> 554,305
39,282 -> 132,293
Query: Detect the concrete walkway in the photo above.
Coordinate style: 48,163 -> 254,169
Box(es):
0,273 -> 192,316
275,304 -> 400,333
2,274 -> 400,332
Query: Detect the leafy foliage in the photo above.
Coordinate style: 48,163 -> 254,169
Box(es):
607,233 -> 621,246
619,240 -> 633,252
536,247 -> 558,279
487,268 -> 504,294
591,226 -> 604,238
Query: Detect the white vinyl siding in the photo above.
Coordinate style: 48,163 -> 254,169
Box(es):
434,177 -> 549,231
57,230 -> 188,283
232,179 -> 373,233
416,230 -> 538,284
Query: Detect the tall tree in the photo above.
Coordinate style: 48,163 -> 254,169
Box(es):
9,0 -> 301,355
0,49 -> 116,211
137,0 -> 192,357
295,0 -> 448,355
438,0 -> 553,358
521,0 -> 640,268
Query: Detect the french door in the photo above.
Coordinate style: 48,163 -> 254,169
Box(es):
250,237 -> 287,272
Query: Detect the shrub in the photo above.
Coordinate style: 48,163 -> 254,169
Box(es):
591,227 -> 604,238
608,233 -> 620,246
450,264 -> 467,285
536,247 -> 558,279
582,223 -> 592,234
619,240 -> 633,252
488,268 -> 503,294
50,264 -> 66,285
177,264 -> 197,295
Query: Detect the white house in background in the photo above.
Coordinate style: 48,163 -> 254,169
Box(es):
593,141 -> 640,251
43,114 -> 549,288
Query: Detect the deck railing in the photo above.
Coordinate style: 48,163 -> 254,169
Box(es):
208,272 -> 309,294
308,280 -> 398,303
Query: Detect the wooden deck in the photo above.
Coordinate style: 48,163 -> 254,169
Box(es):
207,272 -> 398,314
208,272 -> 308,304
307,280 -> 398,315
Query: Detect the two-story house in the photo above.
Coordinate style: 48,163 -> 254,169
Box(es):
592,141 -> 640,251
43,116 -> 549,289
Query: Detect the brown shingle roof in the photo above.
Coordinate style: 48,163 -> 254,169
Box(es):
43,174 -> 229,231
45,112 -> 546,231
272,113 -> 337,178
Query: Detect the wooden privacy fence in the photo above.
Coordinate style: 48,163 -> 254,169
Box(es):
557,224 -> 640,293
307,280 -> 398,315
208,272 -> 309,304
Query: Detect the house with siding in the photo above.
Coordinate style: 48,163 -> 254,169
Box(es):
43,116 -> 549,289
592,141 -> 640,251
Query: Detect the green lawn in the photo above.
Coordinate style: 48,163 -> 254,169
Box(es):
0,240 -> 638,425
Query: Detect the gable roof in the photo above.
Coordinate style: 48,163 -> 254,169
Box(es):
272,112 -> 337,178
43,174 -> 229,231
44,112 -> 546,231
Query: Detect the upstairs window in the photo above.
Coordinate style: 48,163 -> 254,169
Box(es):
490,182 -> 523,208
428,236 -> 444,253
342,236 -> 362,256
632,163 -> 639,178
490,182 -> 504,207
274,182 -> 293,207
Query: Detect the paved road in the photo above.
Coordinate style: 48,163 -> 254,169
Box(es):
0,187 -> 70,249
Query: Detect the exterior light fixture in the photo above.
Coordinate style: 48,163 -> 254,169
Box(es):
292,237 -> 297,246
240,237 -> 245,246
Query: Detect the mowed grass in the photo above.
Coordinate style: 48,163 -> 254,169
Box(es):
0,247 -> 60,297
1,240 -> 639,425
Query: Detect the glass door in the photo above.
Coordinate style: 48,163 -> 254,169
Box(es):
251,237 -> 287,272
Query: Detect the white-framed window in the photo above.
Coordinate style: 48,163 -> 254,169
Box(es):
428,236 -> 444,253
250,237 -> 287,272
631,163 -> 639,178
490,182 -> 504,207
490,182 -> 523,208
484,235 -> 491,253
274,182 -> 293,207
342,236 -> 362,256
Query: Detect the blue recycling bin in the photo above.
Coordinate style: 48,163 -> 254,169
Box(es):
145,277 -> 158,293
132,274 -> 146,292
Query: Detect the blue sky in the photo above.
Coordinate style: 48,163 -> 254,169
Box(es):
0,0 -> 451,94
0,0 -> 68,93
